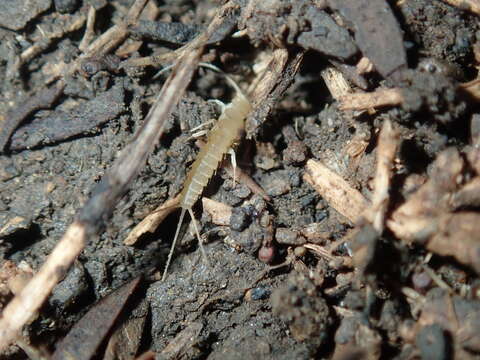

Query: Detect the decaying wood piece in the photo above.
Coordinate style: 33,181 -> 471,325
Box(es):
0,43 -> 204,352
460,78 -> 480,101
120,0 -> 239,69
246,49 -> 304,138
159,322 -> 203,358
124,195 -> 181,245
103,301 -> 148,360
387,147 -> 480,273
367,120 -> 400,233
44,0 -> 149,85
440,0 -> 480,16
321,66 -> 352,100
202,198 -> 232,226
115,0 -> 160,57
387,148 -> 464,243
339,88 -> 404,111
20,14 -> 87,65
51,277 -> 141,360
304,159 -> 369,224
450,176 -> 480,208
427,212 -> 480,273
0,82 -> 65,152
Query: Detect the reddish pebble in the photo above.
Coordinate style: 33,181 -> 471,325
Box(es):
258,245 -> 275,264
412,271 -> 432,293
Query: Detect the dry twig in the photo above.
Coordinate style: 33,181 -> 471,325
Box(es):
367,120 -> 400,232
78,5 -> 97,52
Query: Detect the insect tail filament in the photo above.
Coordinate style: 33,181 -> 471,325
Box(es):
162,208 -> 187,281
162,207 -> 210,281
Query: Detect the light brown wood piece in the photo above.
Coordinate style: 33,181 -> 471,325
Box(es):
367,120 -> 400,232
202,197 -> 232,226
124,195 -> 181,245
339,88 -> 404,111
304,159 -> 369,224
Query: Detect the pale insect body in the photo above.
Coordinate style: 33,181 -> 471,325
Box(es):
162,67 -> 252,281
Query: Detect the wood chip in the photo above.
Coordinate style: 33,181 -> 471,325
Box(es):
339,88 -> 404,111
124,195 -> 180,245
367,120 -> 400,232
440,0 -> 480,15
202,197 -> 232,226
387,148 -> 464,243
321,66 -> 352,100
304,159 -> 369,224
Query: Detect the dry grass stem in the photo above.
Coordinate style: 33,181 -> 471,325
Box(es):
0,222 -> 86,350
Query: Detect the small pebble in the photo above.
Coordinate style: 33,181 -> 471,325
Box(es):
276,228 -> 305,246
412,271 -> 432,293
258,244 -> 275,264
264,175 -> 291,197
245,287 -> 271,301
230,207 -> 251,232
54,0 -> 79,13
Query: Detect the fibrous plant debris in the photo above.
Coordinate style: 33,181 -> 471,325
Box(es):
1,0 -> 480,359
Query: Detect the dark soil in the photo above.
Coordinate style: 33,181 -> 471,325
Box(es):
1,0 -> 480,359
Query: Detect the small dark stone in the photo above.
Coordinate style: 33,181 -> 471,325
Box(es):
230,207 -> 251,232
250,287 -> 271,301
283,141 -> 308,165
54,0 -> 79,14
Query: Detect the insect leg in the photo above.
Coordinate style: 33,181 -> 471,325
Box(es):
207,99 -> 227,113
228,148 -> 237,186
190,119 -> 215,138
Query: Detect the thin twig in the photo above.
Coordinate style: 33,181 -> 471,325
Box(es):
79,5 -> 97,52
367,120 -> 399,232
